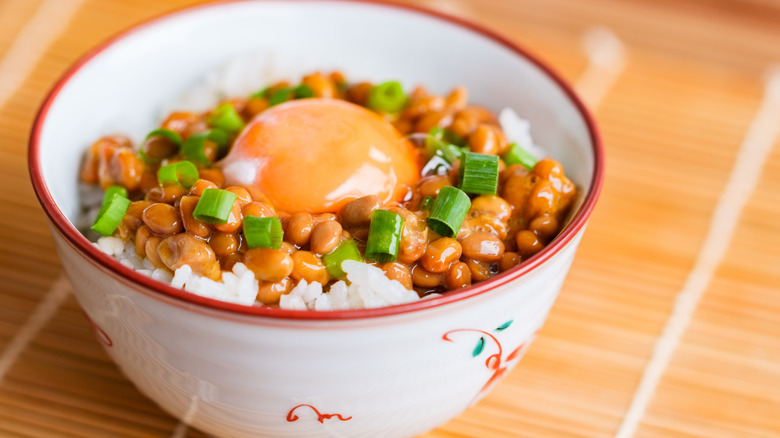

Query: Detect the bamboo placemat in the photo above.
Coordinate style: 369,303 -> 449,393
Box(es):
1,0 -> 779,437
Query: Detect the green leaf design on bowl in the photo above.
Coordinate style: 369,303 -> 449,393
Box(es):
495,320 -> 513,331
472,337 -> 485,357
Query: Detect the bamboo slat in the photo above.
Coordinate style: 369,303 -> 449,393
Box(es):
0,0 -> 778,437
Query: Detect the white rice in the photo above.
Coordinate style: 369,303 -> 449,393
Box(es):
94,236 -> 187,290
499,107 -> 545,159
279,260 -> 429,310
94,235 -> 433,309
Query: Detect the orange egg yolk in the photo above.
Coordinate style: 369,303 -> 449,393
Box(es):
220,98 -> 421,213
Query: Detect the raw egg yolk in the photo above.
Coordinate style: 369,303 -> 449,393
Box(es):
220,98 -> 421,213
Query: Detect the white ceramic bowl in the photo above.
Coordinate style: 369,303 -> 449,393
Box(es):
29,2 -> 604,437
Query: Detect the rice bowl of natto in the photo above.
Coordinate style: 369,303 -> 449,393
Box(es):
28,1 -> 603,437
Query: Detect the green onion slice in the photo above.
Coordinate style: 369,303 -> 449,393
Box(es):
293,84 -> 314,98
421,155 -> 451,176
139,129 -> 182,163
208,128 -> 230,151
243,216 -> 283,249
207,103 -> 245,134
90,192 -> 131,236
427,186 -> 471,238
458,152 -> 499,195
92,185 -> 129,232
334,77 -> 348,95
176,161 -> 199,187
192,188 -> 237,224
432,142 -> 464,164
251,87 -> 270,99
181,130 -> 228,165
365,210 -> 404,262
101,185 -> 128,206
269,88 -> 293,106
157,160 -> 199,188
502,142 -> 538,170
322,239 -> 363,278
424,129 -> 466,164
367,81 -> 406,113
418,196 -> 435,212
181,132 -> 212,165
147,128 -> 182,146
429,127 -> 466,147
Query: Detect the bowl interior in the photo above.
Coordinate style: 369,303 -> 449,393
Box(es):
37,1 -> 595,227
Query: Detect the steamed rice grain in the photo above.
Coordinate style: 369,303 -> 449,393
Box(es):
95,236 -> 433,309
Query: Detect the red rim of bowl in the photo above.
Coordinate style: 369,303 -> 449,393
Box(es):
28,0 -> 604,321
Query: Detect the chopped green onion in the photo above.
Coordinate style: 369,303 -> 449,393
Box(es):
102,185 -> 128,206
293,84 -> 314,98
208,128 -> 230,151
175,161 -> 199,187
192,188 -> 237,224
243,216 -> 283,249
182,132 -> 212,165
251,86 -> 270,99
156,164 -> 178,185
365,210 -> 404,262
502,142 -> 538,170
446,144 -> 466,161
207,103 -> 245,134
147,128 -> 183,146
458,152 -> 499,195
418,196 -> 435,212
429,126 -> 445,138
424,129 -> 466,164
434,142 -> 464,164
269,88 -> 293,106
270,84 -> 317,103
334,78 -> 349,95
92,185 -> 129,232
157,160 -> 199,188
367,81 -> 406,113
322,239 -> 363,278
429,127 -> 466,147
427,186 -> 471,238
181,130 -> 228,165
421,155 -> 451,176
90,192 -> 131,236
139,129 -> 182,163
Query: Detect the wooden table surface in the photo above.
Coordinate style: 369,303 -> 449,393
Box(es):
1,0 -> 779,437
